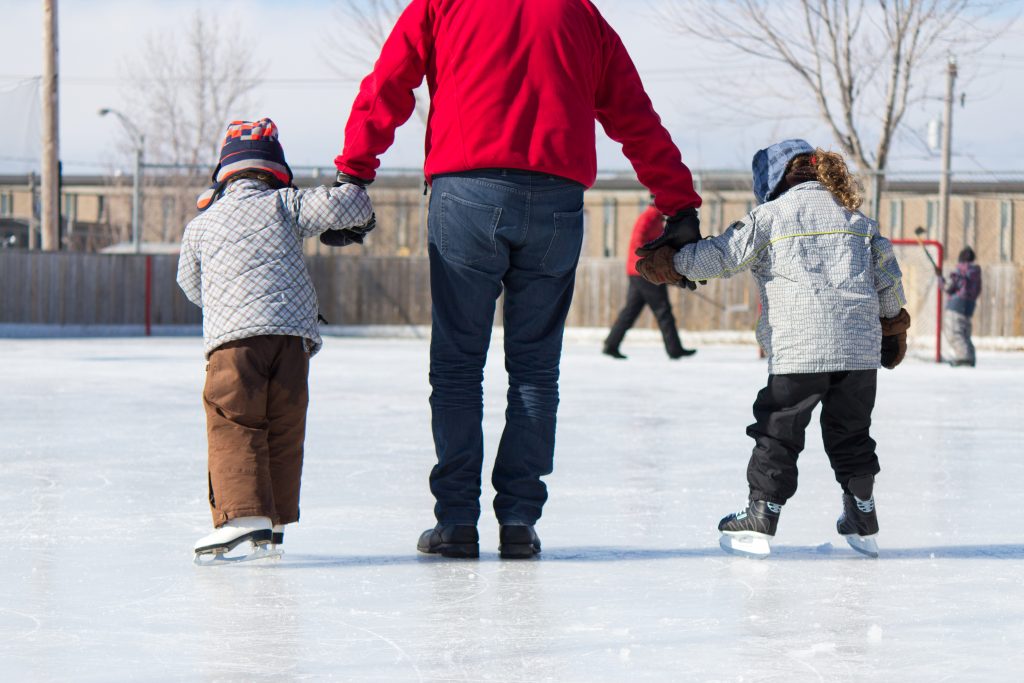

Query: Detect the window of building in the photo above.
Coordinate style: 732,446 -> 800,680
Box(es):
962,199 -> 976,247
888,199 -> 903,239
602,197 -> 617,257
161,196 -> 176,242
925,199 -> 938,239
706,198 -> 723,235
0,192 -> 12,216
1000,200 -> 1014,262
62,193 -> 78,220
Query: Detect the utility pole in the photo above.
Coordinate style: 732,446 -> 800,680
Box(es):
41,0 -> 60,251
28,172 -> 39,250
938,54 -> 957,248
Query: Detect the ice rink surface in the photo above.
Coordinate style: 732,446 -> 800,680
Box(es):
1,334 -> 1022,681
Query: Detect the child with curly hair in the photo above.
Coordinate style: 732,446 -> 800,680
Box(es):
637,139 -> 909,558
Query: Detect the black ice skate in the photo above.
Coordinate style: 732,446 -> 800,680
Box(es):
837,475 -> 879,557
193,516 -> 282,566
718,500 -> 781,558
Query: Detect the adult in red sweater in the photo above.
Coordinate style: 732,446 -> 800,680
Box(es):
603,201 -> 695,360
335,0 -> 702,559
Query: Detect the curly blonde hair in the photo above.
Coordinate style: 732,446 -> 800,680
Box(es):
788,148 -> 862,210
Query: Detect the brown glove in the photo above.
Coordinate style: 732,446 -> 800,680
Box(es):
879,308 -> 911,369
636,245 -> 687,286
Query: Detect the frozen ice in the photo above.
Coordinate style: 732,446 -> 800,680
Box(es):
1,334 -> 1022,680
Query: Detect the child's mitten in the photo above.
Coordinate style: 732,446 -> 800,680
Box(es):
636,245 -> 691,288
880,308 -> 911,369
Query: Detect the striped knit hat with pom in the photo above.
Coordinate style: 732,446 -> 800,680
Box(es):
196,118 -> 294,211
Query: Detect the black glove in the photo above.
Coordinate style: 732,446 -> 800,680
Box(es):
319,213 -> 376,247
635,208 -> 701,256
334,171 -> 373,188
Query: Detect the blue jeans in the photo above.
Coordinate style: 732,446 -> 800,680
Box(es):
427,170 -> 585,526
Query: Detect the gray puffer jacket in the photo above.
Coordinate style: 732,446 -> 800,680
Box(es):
673,182 -> 905,374
177,178 -> 372,358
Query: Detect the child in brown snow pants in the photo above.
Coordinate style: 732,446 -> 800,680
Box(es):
177,117 -> 375,560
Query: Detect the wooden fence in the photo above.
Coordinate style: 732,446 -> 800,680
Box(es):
1,250 -> 1020,339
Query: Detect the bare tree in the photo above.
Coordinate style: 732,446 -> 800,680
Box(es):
118,11 -> 262,242
658,0 -> 1012,175
322,0 -> 429,122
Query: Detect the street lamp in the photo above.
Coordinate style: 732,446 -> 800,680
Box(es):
98,108 -> 145,253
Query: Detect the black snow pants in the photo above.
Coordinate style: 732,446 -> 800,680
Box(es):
745,370 -> 880,505
604,276 -> 684,356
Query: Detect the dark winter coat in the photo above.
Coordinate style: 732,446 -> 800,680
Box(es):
946,262 -> 983,317
334,0 -> 701,217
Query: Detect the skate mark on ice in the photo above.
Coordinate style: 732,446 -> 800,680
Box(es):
0,608 -> 42,639
334,618 -> 425,683
784,649 -> 828,682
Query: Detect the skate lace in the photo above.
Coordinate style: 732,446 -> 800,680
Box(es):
854,496 -> 875,513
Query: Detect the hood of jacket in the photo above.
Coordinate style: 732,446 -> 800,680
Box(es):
751,138 -> 815,204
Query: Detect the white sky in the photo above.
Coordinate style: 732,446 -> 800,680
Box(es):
0,0 -> 1022,176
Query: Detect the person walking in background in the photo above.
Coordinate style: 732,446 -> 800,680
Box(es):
603,197 -> 695,360
636,139 -> 908,559
178,118 -> 375,564
943,247 -> 982,367
334,0 -> 702,559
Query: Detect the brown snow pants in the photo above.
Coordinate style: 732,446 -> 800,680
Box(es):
203,335 -> 309,528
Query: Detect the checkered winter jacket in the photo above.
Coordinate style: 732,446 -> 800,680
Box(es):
673,182 -> 906,374
177,178 -> 373,358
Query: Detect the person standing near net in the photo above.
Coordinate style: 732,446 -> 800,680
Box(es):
636,139 -> 909,558
334,0 -> 702,559
603,197 -> 696,360
943,246 -> 982,367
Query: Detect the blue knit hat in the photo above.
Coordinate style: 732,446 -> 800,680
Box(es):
197,118 -> 294,211
751,138 -> 815,204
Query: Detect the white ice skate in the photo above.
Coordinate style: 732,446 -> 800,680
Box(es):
193,516 -> 282,566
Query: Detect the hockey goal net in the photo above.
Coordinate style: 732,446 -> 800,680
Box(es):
890,238 -> 944,363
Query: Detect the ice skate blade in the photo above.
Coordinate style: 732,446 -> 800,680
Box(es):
194,544 -> 283,567
844,534 -> 879,558
719,532 -> 771,558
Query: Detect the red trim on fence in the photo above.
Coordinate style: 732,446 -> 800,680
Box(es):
891,238 -> 944,363
144,255 -> 152,337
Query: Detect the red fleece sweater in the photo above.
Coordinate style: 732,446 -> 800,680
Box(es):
335,0 -> 701,216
